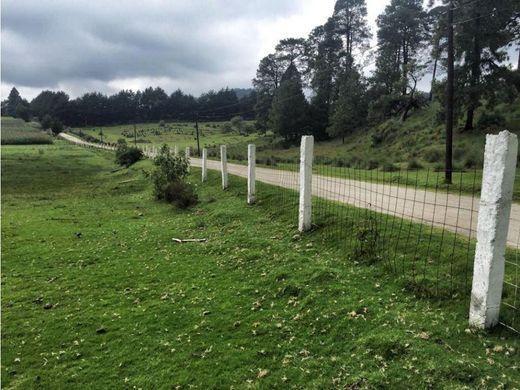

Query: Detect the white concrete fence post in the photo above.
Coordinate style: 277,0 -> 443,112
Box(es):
221,145 -> 228,190
298,135 -> 314,232
248,144 -> 256,204
185,147 -> 191,172
469,130 -> 518,329
174,145 -> 179,157
202,148 -> 208,182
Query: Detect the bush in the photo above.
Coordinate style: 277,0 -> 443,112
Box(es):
150,145 -> 198,208
371,132 -> 385,147
115,139 -> 143,167
163,180 -> 198,209
477,111 -> 506,131
407,158 -> 423,170
222,123 -> 233,133
381,162 -> 399,172
423,147 -> 443,163
353,216 -> 381,264
463,151 -> 483,169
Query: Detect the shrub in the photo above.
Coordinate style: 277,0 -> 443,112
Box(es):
353,216 -> 381,264
371,132 -> 385,147
115,139 -> 143,167
407,158 -> 423,170
366,159 -> 380,170
150,145 -> 198,208
381,162 -> 399,172
163,180 -> 198,209
423,147 -> 442,163
463,151 -> 483,169
477,111 -> 506,131
222,123 -> 234,133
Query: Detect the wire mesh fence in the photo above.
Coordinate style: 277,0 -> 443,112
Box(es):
247,155 -> 519,335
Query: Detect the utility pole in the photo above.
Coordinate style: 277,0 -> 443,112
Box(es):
445,0 -> 454,184
195,113 -> 201,157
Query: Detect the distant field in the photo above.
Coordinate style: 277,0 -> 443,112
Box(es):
1,117 -> 53,145
72,121 -> 260,153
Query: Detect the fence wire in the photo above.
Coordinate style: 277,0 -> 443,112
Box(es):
250,157 -> 519,334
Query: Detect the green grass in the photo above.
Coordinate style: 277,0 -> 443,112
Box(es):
3,143 -> 519,389
1,117 -> 53,145
72,121 -> 259,152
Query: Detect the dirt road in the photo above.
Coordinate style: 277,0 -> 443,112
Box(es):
59,132 -> 520,248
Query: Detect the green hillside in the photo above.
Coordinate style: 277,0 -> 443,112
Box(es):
245,99 -> 520,170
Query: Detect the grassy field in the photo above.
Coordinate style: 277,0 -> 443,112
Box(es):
2,142 -> 519,388
68,99 -> 520,201
1,117 -> 52,145
73,121 -> 259,152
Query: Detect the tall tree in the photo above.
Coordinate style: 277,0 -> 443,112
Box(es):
453,0 -> 518,130
370,0 -> 429,121
5,87 -> 23,117
327,66 -> 367,143
306,20 -> 343,139
269,64 -> 309,142
253,54 -> 286,129
332,0 -> 371,64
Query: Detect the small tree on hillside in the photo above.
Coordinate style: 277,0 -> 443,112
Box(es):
327,67 -> 367,143
51,119 -> 64,135
15,103 -> 32,122
41,114 -> 53,130
149,145 -> 197,208
230,116 -> 244,133
269,63 -> 309,143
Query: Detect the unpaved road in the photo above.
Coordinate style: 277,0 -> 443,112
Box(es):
59,132 -> 520,248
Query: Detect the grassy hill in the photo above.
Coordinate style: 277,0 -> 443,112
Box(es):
246,99 -> 520,170
1,117 -> 52,145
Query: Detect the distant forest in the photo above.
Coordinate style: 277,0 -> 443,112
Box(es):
1,86 -> 256,130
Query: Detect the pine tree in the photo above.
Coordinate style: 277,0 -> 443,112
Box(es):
269,64 -> 309,142
6,87 -> 23,117
327,67 -> 367,143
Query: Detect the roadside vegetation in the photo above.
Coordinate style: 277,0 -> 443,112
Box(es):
2,143 -> 519,388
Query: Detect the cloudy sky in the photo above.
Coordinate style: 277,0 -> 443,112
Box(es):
2,0 -> 516,101
1,0 -> 397,100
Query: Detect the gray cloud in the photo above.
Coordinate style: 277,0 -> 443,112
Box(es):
1,0 -> 318,98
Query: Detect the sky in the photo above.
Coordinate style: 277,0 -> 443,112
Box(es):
1,0 -> 517,101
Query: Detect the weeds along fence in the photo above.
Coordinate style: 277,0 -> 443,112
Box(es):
59,131 -> 519,335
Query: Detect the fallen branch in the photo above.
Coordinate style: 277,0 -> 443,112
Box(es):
172,238 -> 207,243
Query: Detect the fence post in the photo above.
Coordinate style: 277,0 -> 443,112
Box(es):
174,145 -> 179,156
298,135 -> 314,232
469,130 -> 518,329
221,145 -> 228,189
185,147 -> 191,172
202,148 -> 208,182
248,144 -> 256,204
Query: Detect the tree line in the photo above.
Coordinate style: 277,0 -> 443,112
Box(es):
1,86 -> 256,131
255,0 -> 520,142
